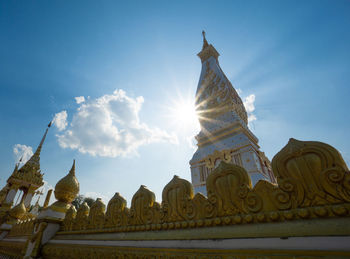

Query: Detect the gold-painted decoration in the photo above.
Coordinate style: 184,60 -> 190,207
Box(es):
62,205 -> 77,231
54,160 -> 79,203
162,175 -> 194,222
206,162 -> 252,216
8,219 -> 34,237
205,149 -> 231,169
105,192 -> 128,228
1,138 -> 350,258
88,198 -> 105,230
41,243 -> 350,259
272,138 -> 350,207
29,222 -> 48,258
54,139 -> 350,236
0,241 -> 26,258
9,200 -> 27,221
73,202 -> 89,231
130,185 -> 161,225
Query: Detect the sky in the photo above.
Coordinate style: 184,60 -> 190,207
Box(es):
1,0 -> 350,206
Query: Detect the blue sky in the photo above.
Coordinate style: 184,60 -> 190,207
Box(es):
1,0 -> 349,205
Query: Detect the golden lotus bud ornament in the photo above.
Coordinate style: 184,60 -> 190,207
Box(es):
54,160 -> 79,203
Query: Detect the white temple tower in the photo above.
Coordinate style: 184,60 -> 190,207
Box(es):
190,32 -> 276,195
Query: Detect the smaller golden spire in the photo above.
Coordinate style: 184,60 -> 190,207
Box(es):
54,160 -> 79,204
9,200 -> 26,220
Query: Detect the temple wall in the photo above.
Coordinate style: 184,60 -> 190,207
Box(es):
0,138 -> 350,258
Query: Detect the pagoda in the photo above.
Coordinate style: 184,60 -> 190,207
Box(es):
190,32 -> 276,195
0,123 -> 50,222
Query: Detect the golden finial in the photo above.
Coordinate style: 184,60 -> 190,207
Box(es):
70,159 -> 76,176
202,30 -> 209,49
54,160 -> 80,203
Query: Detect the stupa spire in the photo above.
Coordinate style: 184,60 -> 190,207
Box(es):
202,30 -> 209,49
33,121 -> 51,157
197,31 -> 219,63
18,121 -> 52,174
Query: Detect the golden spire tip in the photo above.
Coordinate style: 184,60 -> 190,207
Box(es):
201,30 -> 209,49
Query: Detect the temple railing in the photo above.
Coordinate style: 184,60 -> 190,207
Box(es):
58,138 -> 350,236
1,138 -> 350,258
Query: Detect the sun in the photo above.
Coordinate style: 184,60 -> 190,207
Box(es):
166,92 -> 200,134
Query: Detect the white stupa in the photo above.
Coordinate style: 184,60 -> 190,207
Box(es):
190,32 -> 276,195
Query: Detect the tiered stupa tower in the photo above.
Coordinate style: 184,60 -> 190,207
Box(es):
190,32 -> 276,194
0,123 -> 50,221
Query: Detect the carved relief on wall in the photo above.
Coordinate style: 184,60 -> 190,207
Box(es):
105,192 -> 129,228
56,138 -> 350,234
73,202 -> 89,231
272,138 -> 350,208
62,205 -> 77,231
129,185 -> 161,225
88,198 -> 105,229
162,176 -> 194,222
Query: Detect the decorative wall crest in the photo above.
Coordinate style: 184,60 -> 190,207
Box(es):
272,138 -> 350,207
105,192 -> 128,228
52,139 -> 350,236
162,175 -> 194,222
73,202 -> 89,231
62,205 -> 77,231
88,198 -> 105,229
130,185 -> 160,225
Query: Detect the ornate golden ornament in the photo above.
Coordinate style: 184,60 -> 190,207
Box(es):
54,160 -> 79,203
52,138 -> 350,235
129,185 -> 161,225
8,218 -> 34,237
41,243 -> 350,259
105,192 -> 128,228
162,175 -> 194,222
9,200 -> 27,220
88,198 -> 105,229
205,149 -> 232,169
206,162 -> 252,216
62,205 -> 77,231
73,202 -> 89,231
272,138 -> 350,207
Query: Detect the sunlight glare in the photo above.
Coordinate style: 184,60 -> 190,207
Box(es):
167,93 -> 200,134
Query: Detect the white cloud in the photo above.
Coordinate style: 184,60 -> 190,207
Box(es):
53,110 -> 68,131
56,89 -> 177,157
13,144 -> 33,165
243,94 -> 257,123
75,96 -> 85,104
